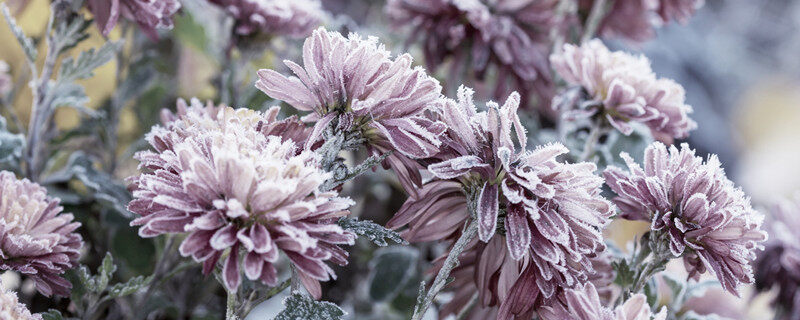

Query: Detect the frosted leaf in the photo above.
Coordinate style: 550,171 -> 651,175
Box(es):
274,293 -> 345,320
338,217 -> 407,247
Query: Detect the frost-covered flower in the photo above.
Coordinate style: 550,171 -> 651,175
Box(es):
256,27 -> 446,194
604,142 -> 767,295
581,0 -> 704,43
209,0 -> 325,37
388,87 -> 614,318
755,193 -> 800,317
538,282 -> 667,320
128,99 -> 354,298
87,0 -> 181,40
0,171 -> 82,297
551,40 -> 697,143
385,0 -> 557,103
657,0 -> 705,24
0,61 -> 10,96
0,285 -> 41,320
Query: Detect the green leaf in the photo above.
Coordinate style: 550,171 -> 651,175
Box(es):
95,252 -> 117,292
1,3 -> 37,63
108,275 -> 154,298
48,82 -> 100,118
0,116 -> 25,170
643,278 -> 659,307
274,293 -> 345,320
58,41 -> 122,83
338,217 -> 407,247
53,15 -> 91,54
40,309 -> 65,320
45,152 -> 132,217
368,247 -> 419,302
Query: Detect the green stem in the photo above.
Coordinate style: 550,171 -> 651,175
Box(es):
578,117 -> 604,162
226,289 -> 237,320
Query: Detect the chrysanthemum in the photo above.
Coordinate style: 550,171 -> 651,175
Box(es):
551,40 -> 697,143
0,285 -> 41,320
388,86 -> 614,318
581,0 -> 704,43
385,0 -> 557,103
538,282 -> 667,320
208,0 -> 325,37
604,142 -> 767,295
256,27 -> 446,194
0,171 -> 82,297
0,61 -> 10,96
755,193 -> 800,316
128,99 -> 354,298
87,0 -> 181,40
657,0 -> 705,24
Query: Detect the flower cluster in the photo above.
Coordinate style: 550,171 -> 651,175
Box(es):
208,0 -> 325,37
87,0 -> 181,40
0,285 -> 41,320
128,99 -> 355,298
0,61 -> 10,96
388,87 -> 614,318
755,193 -> 800,316
604,142 -> 767,295
384,0 -> 558,103
538,282 -> 667,320
584,0 -> 705,43
551,40 -> 697,143
0,171 -> 82,297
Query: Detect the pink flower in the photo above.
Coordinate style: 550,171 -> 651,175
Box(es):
0,285 -> 41,320
128,99 -> 354,298
538,282 -> 667,320
604,142 -> 767,295
0,171 -> 82,297
657,0 -> 704,24
551,40 -> 697,143
87,0 -> 181,40
755,193 -> 800,316
389,87 -> 614,318
581,0 -> 704,43
208,0 -> 325,37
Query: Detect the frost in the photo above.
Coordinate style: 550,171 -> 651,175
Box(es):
274,293 -> 345,320
338,217 -> 407,247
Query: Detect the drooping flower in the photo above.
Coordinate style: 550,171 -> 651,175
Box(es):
0,171 -> 82,297
551,40 -> 697,143
0,285 -> 41,320
538,282 -> 667,320
755,193 -> 800,317
0,61 -> 10,96
385,0 -> 558,104
580,0 -> 704,43
604,142 -> 767,295
87,0 -> 181,40
208,0 -> 325,37
256,27 -> 446,195
128,99 -> 354,298
388,87 -> 614,318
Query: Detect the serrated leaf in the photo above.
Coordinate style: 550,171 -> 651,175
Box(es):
338,217 -> 407,247
95,252 -> 117,292
368,247 -> 419,302
48,82 -> 100,118
40,309 -> 65,320
108,275 -> 153,298
44,152 -> 132,217
53,15 -> 92,54
274,294 -> 345,320
58,42 -> 122,83
0,116 -> 25,170
1,4 -> 37,63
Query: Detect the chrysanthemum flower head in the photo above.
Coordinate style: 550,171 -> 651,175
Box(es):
209,0 -> 325,37
389,86 -> 614,318
755,193 -> 800,315
0,285 -> 41,320
551,40 -> 697,143
87,0 -> 181,40
604,142 -> 767,295
582,0 -> 704,43
128,99 -> 354,298
538,282 -> 667,320
0,171 -> 82,297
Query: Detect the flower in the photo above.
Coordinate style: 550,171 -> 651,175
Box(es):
538,282 -> 667,320
581,0 -> 704,43
208,0 -> 325,37
128,99 -> 354,298
550,40 -> 697,143
87,0 -> 181,40
0,171 -> 82,297
754,193 -> 800,316
256,27 -> 446,194
0,285 -> 41,320
0,61 -> 10,96
385,0 -> 558,103
388,87 -> 614,318
657,0 -> 705,24
604,142 -> 768,295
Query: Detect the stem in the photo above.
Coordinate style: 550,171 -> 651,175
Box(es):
106,22 -> 130,174
581,0 -> 613,43
578,117 -> 603,162
290,266 -> 302,294
241,279 -> 291,318
411,220 -> 478,320
136,236 -> 175,318
226,289 -> 237,320
455,292 -> 479,320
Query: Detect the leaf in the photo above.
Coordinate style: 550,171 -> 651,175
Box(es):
58,41 -> 122,83
1,3 -> 37,63
45,152 -> 132,217
53,15 -> 91,54
643,278 -> 659,308
368,247 -> 419,302
661,272 -> 686,303
274,293 -> 345,320
338,217 -> 407,247
0,116 -> 25,170
108,275 -> 154,298
48,82 -> 101,118
40,310 -> 65,320
95,252 -> 117,292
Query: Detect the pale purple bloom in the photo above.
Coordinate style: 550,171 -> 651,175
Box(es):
87,0 -> 181,40
388,87 -> 614,318
256,27 -> 446,194
0,61 -> 10,97
209,0 -> 325,37
604,142 -> 768,295
755,193 -> 800,317
581,0 -> 704,43
657,0 -> 705,24
551,40 -> 697,143
128,99 -> 354,298
538,282 -> 667,320
0,285 -> 41,320
0,171 -> 82,297
385,0 -> 557,103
